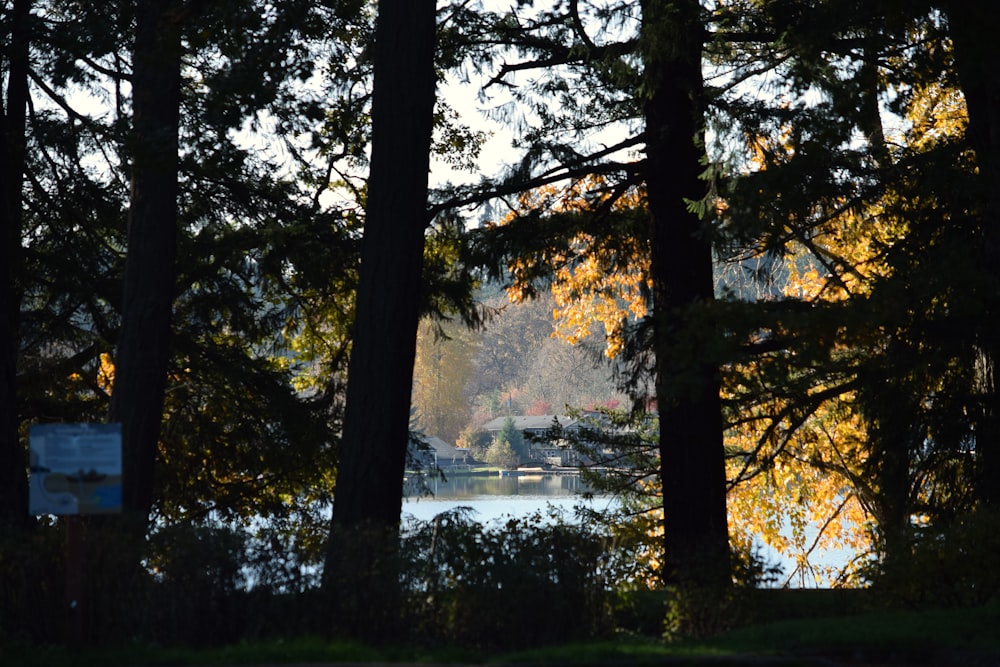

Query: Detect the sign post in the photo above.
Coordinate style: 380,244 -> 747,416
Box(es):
29,423 -> 122,647
65,514 -> 82,646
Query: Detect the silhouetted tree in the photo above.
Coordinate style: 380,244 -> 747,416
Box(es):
0,0 -> 31,528
323,0 -> 438,640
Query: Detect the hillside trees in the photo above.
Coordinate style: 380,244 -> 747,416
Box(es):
470,291 -> 554,409
412,317 -> 477,445
455,289 -> 622,424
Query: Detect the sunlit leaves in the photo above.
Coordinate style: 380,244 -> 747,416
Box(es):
718,0 -> 986,584
496,177 -> 649,358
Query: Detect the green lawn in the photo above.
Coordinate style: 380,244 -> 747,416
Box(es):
504,600 -> 1000,666
3,599 -> 998,667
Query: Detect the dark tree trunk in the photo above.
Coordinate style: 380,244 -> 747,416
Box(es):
864,362 -> 920,565
946,1 -> 1000,508
0,0 -> 31,529
323,0 -> 437,639
107,0 -> 183,533
640,0 -> 730,588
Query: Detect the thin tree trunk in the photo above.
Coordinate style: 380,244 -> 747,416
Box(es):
856,44 -> 916,561
640,0 -> 730,589
864,361 -> 919,566
0,0 -> 31,529
323,0 -> 437,640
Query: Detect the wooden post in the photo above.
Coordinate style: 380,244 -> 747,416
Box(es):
65,515 -> 82,648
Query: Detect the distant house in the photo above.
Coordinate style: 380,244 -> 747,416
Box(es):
481,414 -> 578,438
409,435 -> 472,469
480,415 -> 580,466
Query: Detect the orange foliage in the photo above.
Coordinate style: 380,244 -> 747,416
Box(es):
500,177 -> 650,358
97,352 -> 115,396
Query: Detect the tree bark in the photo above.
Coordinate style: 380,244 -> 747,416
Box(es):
0,0 -> 31,529
863,352 -> 920,565
945,0 -> 1000,508
323,0 -> 437,639
107,0 -> 183,533
640,0 -> 730,588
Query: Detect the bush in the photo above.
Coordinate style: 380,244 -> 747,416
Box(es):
143,521 -> 251,645
867,509 -> 1000,608
143,517 -> 329,645
0,520 -> 65,645
398,507 -> 623,650
483,437 -> 519,468
0,515 -> 331,649
660,546 -> 781,641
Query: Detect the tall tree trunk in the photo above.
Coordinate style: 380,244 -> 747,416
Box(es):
640,0 -> 730,588
323,0 -> 437,640
945,1 -> 1000,508
108,0 -> 183,534
0,0 -> 31,529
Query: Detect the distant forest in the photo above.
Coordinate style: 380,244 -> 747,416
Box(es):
411,287 -> 627,448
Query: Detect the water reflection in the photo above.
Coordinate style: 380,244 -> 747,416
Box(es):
404,472 -> 590,500
401,472 -> 610,524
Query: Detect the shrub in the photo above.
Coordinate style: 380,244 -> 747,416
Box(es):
867,508 -> 1000,608
0,520 -> 64,645
398,507 -> 623,650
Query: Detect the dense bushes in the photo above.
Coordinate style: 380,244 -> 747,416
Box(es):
0,516 -> 328,648
399,506 -> 624,650
2,505 -> 829,651
1,507 -> 635,651
0,520 -> 64,645
867,509 -> 1000,608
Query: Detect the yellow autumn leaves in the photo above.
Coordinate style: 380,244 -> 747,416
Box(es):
487,70 -> 970,585
503,177 -> 651,358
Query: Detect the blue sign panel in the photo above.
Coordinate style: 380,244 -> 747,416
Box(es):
29,423 -> 123,515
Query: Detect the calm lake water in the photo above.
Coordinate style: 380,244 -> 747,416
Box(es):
401,472 -> 616,524
400,471 -> 856,587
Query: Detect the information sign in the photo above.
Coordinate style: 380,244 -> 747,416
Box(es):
29,423 -> 122,515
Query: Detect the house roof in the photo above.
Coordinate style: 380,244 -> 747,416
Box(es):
480,415 -> 578,432
423,436 -> 467,458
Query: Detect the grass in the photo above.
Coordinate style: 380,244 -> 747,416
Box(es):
0,637 -> 391,667
499,601 -> 1000,665
3,599 -> 999,666
707,600 -> 1000,657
